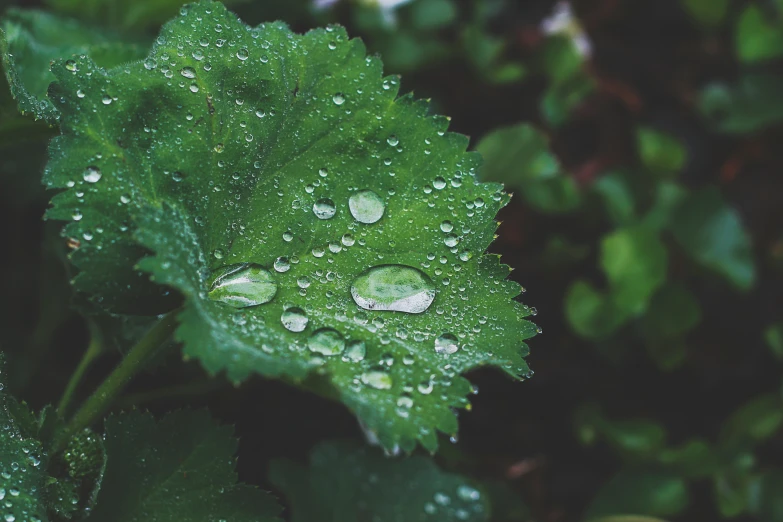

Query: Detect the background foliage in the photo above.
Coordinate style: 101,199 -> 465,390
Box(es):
1,0 -> 783,520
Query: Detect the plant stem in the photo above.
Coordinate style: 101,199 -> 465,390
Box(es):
55,309 -> 180,450
57,319 -> 105,416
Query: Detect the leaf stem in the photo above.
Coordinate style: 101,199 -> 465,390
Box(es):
57,319 -> 104,416
55,308 -> 180,450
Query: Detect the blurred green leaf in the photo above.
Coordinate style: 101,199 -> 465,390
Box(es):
270,440 -> 491,522
542,73 -> 595,127
644,337 -> 688,372
575,404 -> 667,458
586,470 -> 689,519
587,517 -> 669,522
476,124 -> 559,185
713,468 -> 759,518
644,283 -> 701,338
752,472 -> 783,521
541,35 -> 583,84
657,439 -> 718,479
410,0 -> 457,30
765,322 -> 783,361
641,182 -> 687,231
483,480 -> 531,522
489,62 -> 527,84
681,0 -> 729,28
601,227 -> 668,315
522,176 -> 582,213
593,172 -> 636,226
566,281 -> 627,339
735,5 -> 783,63
670,188 -> 755,290
699,73 -> 783,133
636,127 -> 686,178
719,394 -> 783,452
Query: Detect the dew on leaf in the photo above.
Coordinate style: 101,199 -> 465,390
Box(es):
361,370 -> 393,389
180,66 -> 196,78
236,48 -> 249,60
351,265 -> 435,314
281,307 -> 308,332
273,256 -> 290,272
313,198 -> 336,219
332,93 -> 345,105
435,333 -> 459,354
308,328 -> 345,356
440,220 -> 453,233
348,189 -> 385,224
343,340 -> 366,362
208,264 -> 277,308
83,166 -> 102,183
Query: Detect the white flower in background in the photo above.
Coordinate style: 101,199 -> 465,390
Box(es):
541,1 -> 592,57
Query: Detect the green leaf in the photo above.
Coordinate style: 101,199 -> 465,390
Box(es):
87,409 -> 281,521
669,188 -> 755,290
574,404 -> 667,458
735,5 -> 783,63
601,226 -> 667,315
44,1 -> 535,452
593,172 -> 635,226
45,0 -> 246,31
681,0 -> 729,28
565,280 -> 627,339
587,517 -> 669,522
1,8 -> 148,122
410,0 -> 457,30
719,394 -> 783,452
541,73 -> 595,127
657,439 -> 717,479
475,124 -> 559,187
753,472 -> 783,521
764,322 -> 783,361
586,470 -> 689,519
269,440 -> 490,522
0,355 -> 50,522
643,283 -> 701,338
636,127 -> 686,178
699,73 -> 783,134
713,468 -> 758,518
640,182 -> 687,231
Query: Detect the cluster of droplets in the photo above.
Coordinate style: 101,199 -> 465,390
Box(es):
421,484 -> 484,520
0,433 -> 46,522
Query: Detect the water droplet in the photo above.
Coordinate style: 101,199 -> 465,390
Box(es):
313,198 -> 336,219
332,93 -> 345,105
273,256 -> 290,272
281,307 -> 308,332
102,94 -> 112,105
236,48 -> 249,60
433,176 -> 447,190
308,328 -> 345,356
208,264 -> 277,308
440,220 -> 454,233
83,166 -> 102,183
351,265 -> 435,314
444,234 -> 460,248
361,370 -> 393,389
65,59 -> 78,72
343,340 -> 366,362
457,485 -> 481,502
387,135 -> 399,146
348,189 -> 385,224
435,333 -> 459,354
180,66 -> 196,78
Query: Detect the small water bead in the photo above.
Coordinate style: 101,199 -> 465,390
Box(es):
313,198 -> 336,219
208,264 -> 277,308
297,276 -> 311,288
434,493 -> 451,506
283,231 -> 294,242
341,233 -> 355,247
343,340 -> 366,362
308,328 -> 345,356
440,220 -> 453,233
65,59 -> 78,72
180,66 -> 196,78
332,93 -> 345,105
351,265 -> 435,314
236,48 -> 249,60
101,95 -> 112,105
348,189 -> 385,224
83,166 -> 102,183
457,485 -> 481,502
444,234 -> 460,248
361,370 -> 393,389
435,333 -> 459,354
433,176 -> 447,190
281,307 -> 308,332
273,256 -> 290,273
387,135 -> 399,146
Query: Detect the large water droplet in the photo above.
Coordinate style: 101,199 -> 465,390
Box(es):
348,189 -> 385,224
180,66 -> 196,78
313,198 -> 336,219
83,166 -> 102,183
281,307 -> 308,332
361,370 -> 393,389
208,264 -> 277,308
308,328 -> 345,355
351,265 -> 435,314
435,333 -> 459,354
343,340 -> 366,362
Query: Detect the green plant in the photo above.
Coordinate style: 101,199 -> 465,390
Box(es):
0,1 -> 537,520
